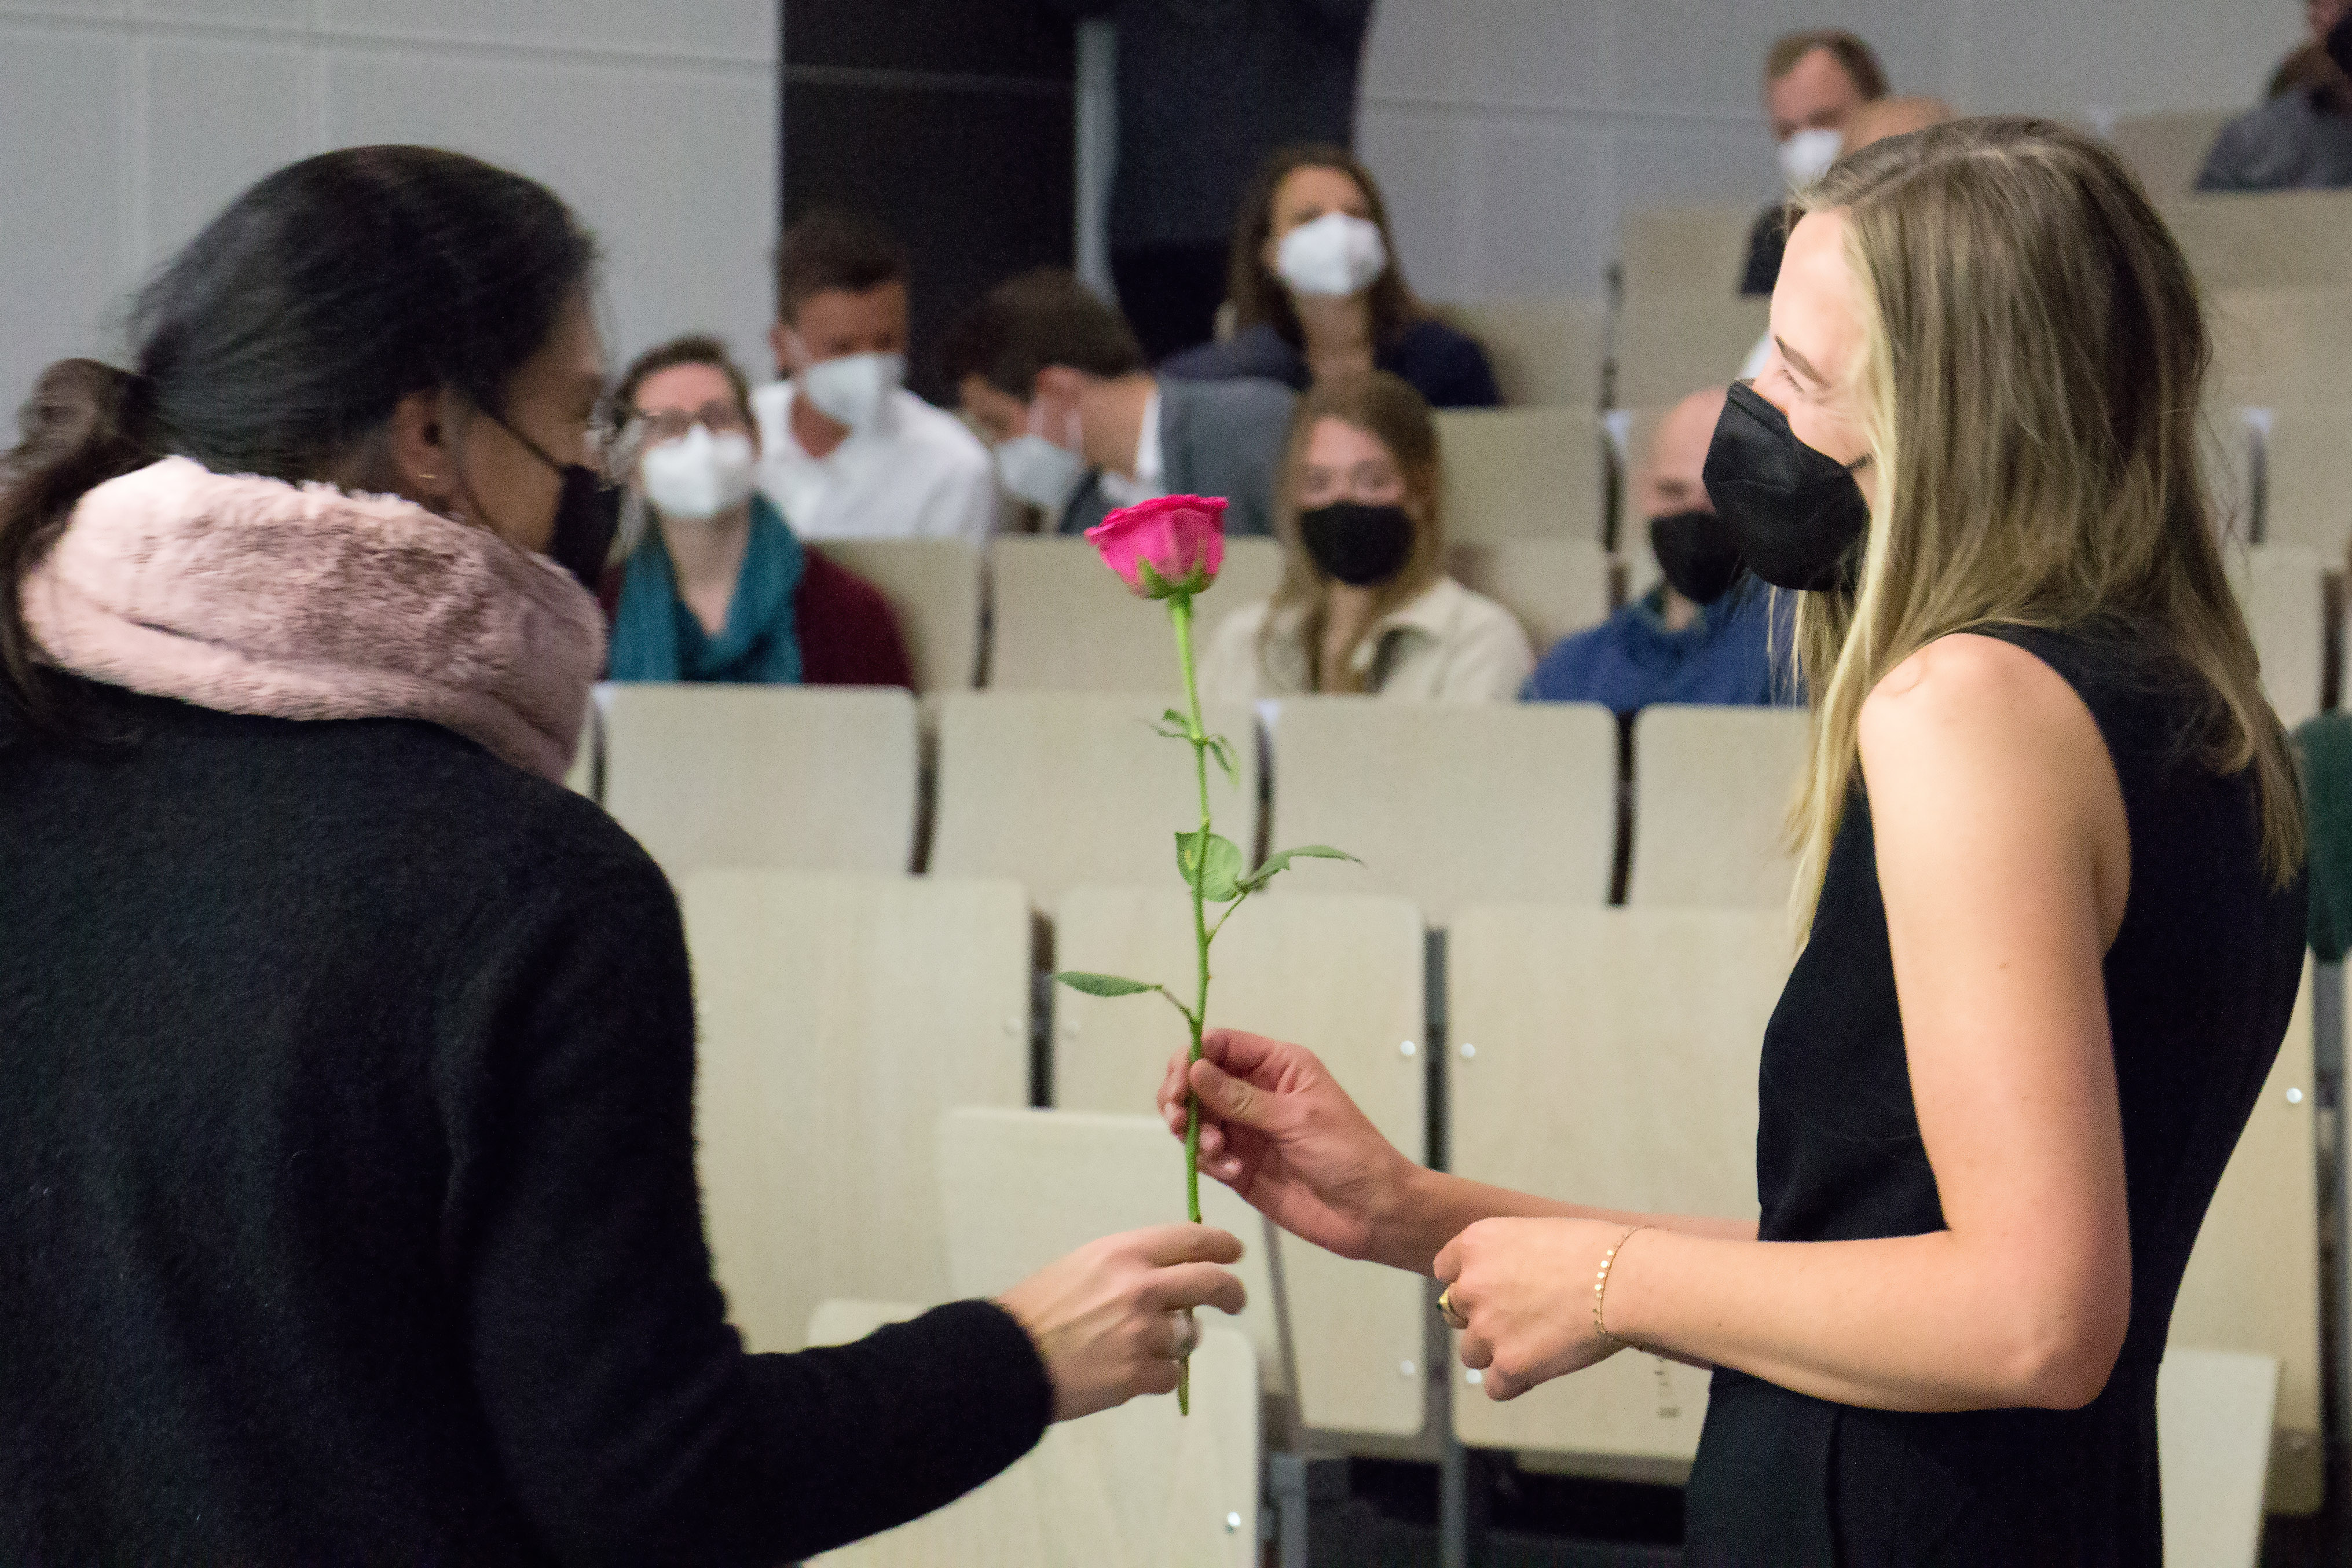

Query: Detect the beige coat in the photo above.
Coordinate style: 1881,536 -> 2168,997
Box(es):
1198,575 -> 1534,702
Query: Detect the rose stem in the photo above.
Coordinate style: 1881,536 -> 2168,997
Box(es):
1170,587 -> 1211,1416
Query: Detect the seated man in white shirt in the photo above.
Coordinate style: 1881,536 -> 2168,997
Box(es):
753,208 -> 998,544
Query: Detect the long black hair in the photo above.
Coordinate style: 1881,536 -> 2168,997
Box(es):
0,145 -> 597,735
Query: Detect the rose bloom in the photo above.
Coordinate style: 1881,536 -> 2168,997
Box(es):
1086,495 -> 1228,599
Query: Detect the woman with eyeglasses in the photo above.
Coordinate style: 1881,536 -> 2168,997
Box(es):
604,334 -> 911,687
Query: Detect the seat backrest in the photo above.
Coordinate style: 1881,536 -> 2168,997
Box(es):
1447,538 -> 1613,654
1434,406 -> 1607,542
2157,1348 -> 2280,1568
563,696 -> 600,800
936,1108 -> 1284,1401
805,1298 -> 1260,1568
1614,295 -> 1770,412
988,536 -> 1283,693
1617,204 -> 1760,301
2226,544 -> 2326,728
1446,904 -> 1791,1468
1426,296 -> 1606,408
2258,405 -> 2352,558
2162,190 -> 2352,291
929,691 -> 1261,911
683,871 -> 1031,1354
1050,886 -> 1428,1437
1628,706 -> 1811,909
812,537 -> 983,693
1266,697 -> 1618,924
2170,959 -> 2321,1514
2208,287 -> 2352,409
601,684 -> 919,880
2109,112 -> 2234,196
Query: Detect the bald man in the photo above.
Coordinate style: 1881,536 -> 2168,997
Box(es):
1522,389 -> 1790,715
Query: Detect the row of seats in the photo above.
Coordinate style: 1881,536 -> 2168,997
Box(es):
681,871 -> 2321,1543
581,688 -> 1805,922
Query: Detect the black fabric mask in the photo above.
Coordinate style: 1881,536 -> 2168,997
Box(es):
1299,501 -> 1415,588
1701,380 -> 1871,593
1647,509 -> 1743,606
483,413 -> 621,592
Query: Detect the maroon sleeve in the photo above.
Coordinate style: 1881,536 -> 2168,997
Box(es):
795,550 -> 915,690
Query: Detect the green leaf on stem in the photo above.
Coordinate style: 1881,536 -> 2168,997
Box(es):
1052,970 -> 1162,998
1239,843 -> 1360,893
1174,829 -> 1245,903
1203,733 -> 1238,787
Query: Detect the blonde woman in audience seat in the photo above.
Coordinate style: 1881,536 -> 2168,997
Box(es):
1199,371 -> 1531,702
1165,119 -> 2306,1564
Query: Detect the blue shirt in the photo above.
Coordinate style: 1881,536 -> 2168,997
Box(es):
1522,582 -> 1791,716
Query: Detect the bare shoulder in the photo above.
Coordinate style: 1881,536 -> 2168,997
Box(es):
1860,632 -> 2094,758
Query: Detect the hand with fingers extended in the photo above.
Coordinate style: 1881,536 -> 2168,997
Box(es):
1157,1027 -> 1416,1266
995,1223 -> 1247,1422
1435,1218 -> 1628,1401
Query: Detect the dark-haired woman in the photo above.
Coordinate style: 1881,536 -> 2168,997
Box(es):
1160,144 -> 1501,409
0,145 -> 1243,1566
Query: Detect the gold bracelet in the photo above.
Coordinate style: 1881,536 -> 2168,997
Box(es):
1593,1226 -> 1644,1342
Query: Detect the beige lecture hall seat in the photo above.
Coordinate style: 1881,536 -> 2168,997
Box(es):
2228,544 -> 2325,729
681,870 -> 1031,1355
812,537 -> 983,693
1445,905 -> 1792,1474
2106,110 -> 2232,197
2162,190 -> 2352,291
2208,287 -> 2352,409
1626,706 -> 1811,909
2168,959 -> 2323,1518
1613,294 -> 1772,413
1050,886 -> 1430,1438
928,691 -> 1260,913
1265,697 -> 1619,925
804,1299 -> 1260,1568
1448,538 -> 1613,654
598,684 -> 919,880
1617,204 -> 1760,301
2257,405 -> 2352,558
987,536 -> 1283,693
1434,406 -> 1607,542
1428,295 -> 1606,409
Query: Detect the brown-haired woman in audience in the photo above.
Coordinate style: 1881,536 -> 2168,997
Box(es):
1199,370 -> 1529,701
1160,144 -> 1501,408
1166,118 -> 2306,1562
0,146 -> 1245,1564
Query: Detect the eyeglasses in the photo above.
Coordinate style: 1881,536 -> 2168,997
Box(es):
629,400 -> 752,445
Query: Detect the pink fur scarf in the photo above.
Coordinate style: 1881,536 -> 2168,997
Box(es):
21,456 -> 605,781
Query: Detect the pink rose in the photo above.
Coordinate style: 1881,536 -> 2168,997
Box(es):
1086,494 -> 1228,600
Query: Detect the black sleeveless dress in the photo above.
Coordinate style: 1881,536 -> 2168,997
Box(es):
1681,625 -> 2307,1565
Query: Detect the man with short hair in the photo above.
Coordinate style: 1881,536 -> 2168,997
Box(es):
1740,31 -> 1889,296
942,269 -> 1294,538
1523,389 -> 1789,715
754,209 -> 998,544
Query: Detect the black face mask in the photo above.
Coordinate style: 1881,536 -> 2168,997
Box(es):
1701,380 -> 1871,593
483,413 -> 621,592
1647,509 -> 1743,606
1299,501 -> 1415,588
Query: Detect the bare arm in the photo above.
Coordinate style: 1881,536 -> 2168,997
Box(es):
1440,635 -> 2135,1411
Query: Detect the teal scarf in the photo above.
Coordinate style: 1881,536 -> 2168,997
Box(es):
609,494 -> 804,684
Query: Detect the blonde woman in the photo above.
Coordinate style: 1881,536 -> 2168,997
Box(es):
1163,119 -> 2306,1561
1197,371 -> 1530,702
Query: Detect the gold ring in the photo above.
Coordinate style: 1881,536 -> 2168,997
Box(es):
1438,1287 -> 1469,1331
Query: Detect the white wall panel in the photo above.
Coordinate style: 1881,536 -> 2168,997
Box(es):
144,35 -> 313,266
323,44 -> 772,376
1355,104 -> 1481,305
0,24 -> 131,401
319,0 -> 771,62
1963,0 -> 2295,118
134,0 -> 308,28
1471,117 -> 1614,296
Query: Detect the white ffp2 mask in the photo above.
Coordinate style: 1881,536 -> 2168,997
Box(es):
1275,211 -> 1389,298
797,349 -> 903,431
1778,127 -> 1842,189
640,425 -> 758,521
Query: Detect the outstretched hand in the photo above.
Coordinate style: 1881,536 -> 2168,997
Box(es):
1157,1028 -> 1415,1266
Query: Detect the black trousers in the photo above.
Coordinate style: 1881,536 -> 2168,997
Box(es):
1111,241 -> 1230,364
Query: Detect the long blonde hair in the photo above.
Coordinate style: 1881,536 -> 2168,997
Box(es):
1786,116 -> 2303,931
1261,372 -> 1447,694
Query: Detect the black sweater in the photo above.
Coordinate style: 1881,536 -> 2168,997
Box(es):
0,682 -> 1052,1566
